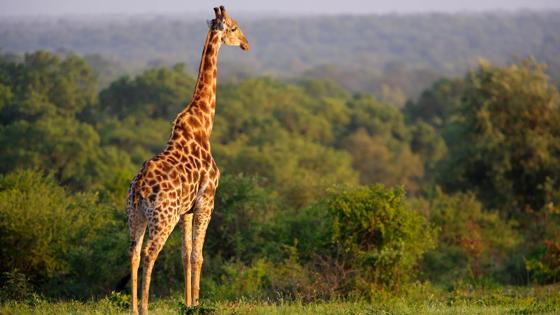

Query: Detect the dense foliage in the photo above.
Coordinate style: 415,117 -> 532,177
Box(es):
0,50 -> 559,303
0,170 -> 127,297
328,185 -> 436,291
440,61 -> 560,216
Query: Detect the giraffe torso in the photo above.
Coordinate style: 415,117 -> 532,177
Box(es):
129,108 -> 220,225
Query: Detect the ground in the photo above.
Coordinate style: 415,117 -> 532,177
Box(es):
1,284 -> 558,315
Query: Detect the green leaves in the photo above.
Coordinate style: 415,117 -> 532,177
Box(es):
0,169 -> 129,297
208,174 -> 278,261
0,51 -> 97,121
414,189 -> 520,284
327,185 -> 437,290
440,59 -> 560,215
0,51 -> 136,191
2,49 -> 560,298
98,64 -> 195,120
0,115 -> 134,190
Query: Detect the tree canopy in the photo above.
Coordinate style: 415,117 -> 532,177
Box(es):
1,51 -> 559,300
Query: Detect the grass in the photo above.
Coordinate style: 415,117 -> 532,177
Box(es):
1,284 -> 559,315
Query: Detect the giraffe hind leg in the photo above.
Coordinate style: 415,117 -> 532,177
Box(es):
140,210 -> 179,315
128,206 -> 147,315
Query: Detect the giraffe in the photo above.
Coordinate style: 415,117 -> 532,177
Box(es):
126,6 -> 249,314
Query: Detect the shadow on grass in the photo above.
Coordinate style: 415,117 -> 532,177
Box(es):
179,302 -> 217,315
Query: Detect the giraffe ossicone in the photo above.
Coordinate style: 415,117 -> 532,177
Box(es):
126,6 -> 249,315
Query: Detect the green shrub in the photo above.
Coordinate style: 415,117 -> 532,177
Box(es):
208,174 -> 278,262
106,291 -> 131,310
205,259 -> 271,300
0,170 -> 77,279
0,269 -> 34,301
326,184 -> 437,293
526,240 -> 560,284
204,256 -> 321,302
0,169 -> 128,298
414,188 -> 520,286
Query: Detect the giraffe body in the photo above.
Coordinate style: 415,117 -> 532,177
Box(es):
126,6 -> 249,314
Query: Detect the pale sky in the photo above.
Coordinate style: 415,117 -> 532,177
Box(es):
1,0 -> 559,16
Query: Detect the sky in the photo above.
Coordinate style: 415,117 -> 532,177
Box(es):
1,0 -> 559,16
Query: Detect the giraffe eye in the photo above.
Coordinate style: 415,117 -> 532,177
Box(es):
231,27 -> 237,32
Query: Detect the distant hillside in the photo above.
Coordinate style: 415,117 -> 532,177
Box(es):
1,12 -> 558,102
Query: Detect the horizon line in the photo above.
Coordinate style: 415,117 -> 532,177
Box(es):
1,8 -> 559,19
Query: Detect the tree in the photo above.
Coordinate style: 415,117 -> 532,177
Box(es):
439,59 -> 560,217
217,133 -> 358,208
0,115 -> 134,190
0,51 -> 97,122
0,51 -> 135,190
98,64 -> 195,120
340,94 -> 425,193
96,116 -> 170,165
403,78 -> 464,130
343,129 -> 424,193
409,121 -> 447,180
206,174 -> 278,262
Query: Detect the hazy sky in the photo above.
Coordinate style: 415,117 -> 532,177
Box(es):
1,0 -> 559,16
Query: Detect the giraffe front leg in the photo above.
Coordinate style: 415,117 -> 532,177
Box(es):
191,212 -> 211,305
191,192 -> 215,305
180,213 -> 194,306
140,220 -> 175,315
140,250 -> 155,315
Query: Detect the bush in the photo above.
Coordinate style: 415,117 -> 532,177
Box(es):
106,291 -> 131,310
414,188 -> 519,286
0,170 -> 77,279
204,256 -> 321,302
207,174 -> 278,262
0,169 -> 128,298
520,190 -> 560,284
326,184 -> 437,293
526,240 -> 560,284
0,269 -> 34,301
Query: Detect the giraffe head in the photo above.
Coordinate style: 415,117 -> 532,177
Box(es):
211,6 -> 250,51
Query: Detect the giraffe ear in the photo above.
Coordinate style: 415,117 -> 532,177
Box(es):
219,6 -> 228,18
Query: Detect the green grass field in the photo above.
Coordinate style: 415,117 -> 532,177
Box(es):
2,284 -> 559,315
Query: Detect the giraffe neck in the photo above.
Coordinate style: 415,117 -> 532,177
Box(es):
180,29 -> 221,136
193,29 -> 221,103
